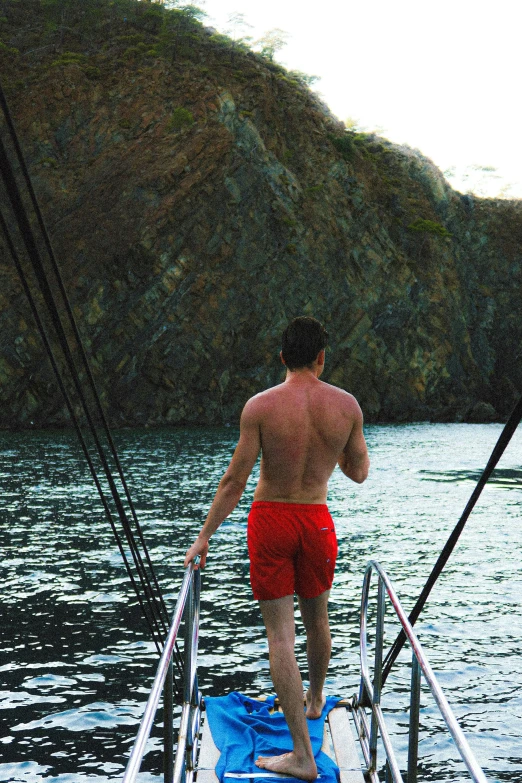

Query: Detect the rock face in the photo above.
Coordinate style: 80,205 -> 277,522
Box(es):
1,0 -> 521,427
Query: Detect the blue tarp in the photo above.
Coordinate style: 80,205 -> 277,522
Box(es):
205,692 -> 340,783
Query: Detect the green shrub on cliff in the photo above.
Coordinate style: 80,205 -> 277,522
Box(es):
157,6 -> 206,61
50,50 -> 87,67
329,133 -> 356,161
140,4 -> 164,34
122,41 -> 149,60
407,218 -> 452,237
48,49 -> 99,77
167,107 -> 195,131
0,40 -> 20,58
287,70 -> 320,87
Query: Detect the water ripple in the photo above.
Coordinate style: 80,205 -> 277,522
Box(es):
0,424 -> 521,781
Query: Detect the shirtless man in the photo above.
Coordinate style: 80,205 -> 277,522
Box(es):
184,316 -> 370,781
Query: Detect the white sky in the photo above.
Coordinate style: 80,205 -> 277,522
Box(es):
199,0 -> 522,198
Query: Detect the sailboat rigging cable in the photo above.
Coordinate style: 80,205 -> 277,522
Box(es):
0,82 -> 182,679
0,86 -> 169,635
382,393 -> 522,684
0,206 -> 165,652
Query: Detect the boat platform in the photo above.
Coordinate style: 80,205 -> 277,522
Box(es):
197,698 -> 365,783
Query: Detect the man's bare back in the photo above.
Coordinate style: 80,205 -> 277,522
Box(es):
250,367 -> 369,504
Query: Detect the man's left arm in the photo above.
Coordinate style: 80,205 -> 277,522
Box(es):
183,398 -> 261,568
337,399 -> 370,484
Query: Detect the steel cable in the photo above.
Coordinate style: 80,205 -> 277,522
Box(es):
0,205 -> 167,654
0,82 -> 182,681
381,393 -> 522,685
0,86 -> 169,633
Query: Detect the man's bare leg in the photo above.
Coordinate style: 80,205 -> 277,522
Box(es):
255,595 -> 318,781
298,591 -> 331,719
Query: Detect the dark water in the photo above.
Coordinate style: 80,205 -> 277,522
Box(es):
1,424 -> 521,782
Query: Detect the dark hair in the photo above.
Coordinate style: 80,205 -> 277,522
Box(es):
281,317 -> 329,370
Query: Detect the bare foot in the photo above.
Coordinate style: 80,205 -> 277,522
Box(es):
305,690 -> 326,720
255,752 -> 318,780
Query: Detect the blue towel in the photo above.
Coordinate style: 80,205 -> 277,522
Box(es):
205,692 -> 340,783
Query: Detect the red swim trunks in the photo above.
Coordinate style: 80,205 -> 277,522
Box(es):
247,501 -> 338,601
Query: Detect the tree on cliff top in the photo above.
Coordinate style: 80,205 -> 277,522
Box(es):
223,12 -> 253,65
253,28 -> 289,62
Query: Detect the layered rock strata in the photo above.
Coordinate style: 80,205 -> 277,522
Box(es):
1,3 -> 521,426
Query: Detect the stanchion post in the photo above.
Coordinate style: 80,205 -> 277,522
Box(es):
407,653 -> 421,783
164,659 -> 174,783
369,578 -> 385,772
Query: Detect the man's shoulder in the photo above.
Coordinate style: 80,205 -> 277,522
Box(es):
319,380 -> 359,403
241,386 -> 280,419
244,385 -> 281,410
317,382 -> 363,420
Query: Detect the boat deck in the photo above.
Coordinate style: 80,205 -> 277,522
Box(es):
196,699 -> 365,783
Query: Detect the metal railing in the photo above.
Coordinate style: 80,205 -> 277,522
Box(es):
122,561 -> 201,783
352,560 -> 487,783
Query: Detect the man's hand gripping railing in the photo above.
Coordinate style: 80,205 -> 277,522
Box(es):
122,558 -> 201,783
353,560 -> 487,783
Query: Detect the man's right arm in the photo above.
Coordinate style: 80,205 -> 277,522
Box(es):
338,401 -> 370,484
183,397 -> 261,568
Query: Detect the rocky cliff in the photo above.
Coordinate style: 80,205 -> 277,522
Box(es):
1,0 -> 521,427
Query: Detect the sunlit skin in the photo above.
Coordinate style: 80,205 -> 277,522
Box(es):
184,348 -> 369,780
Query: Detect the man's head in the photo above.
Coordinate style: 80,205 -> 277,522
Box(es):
281,316 -> 329,371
